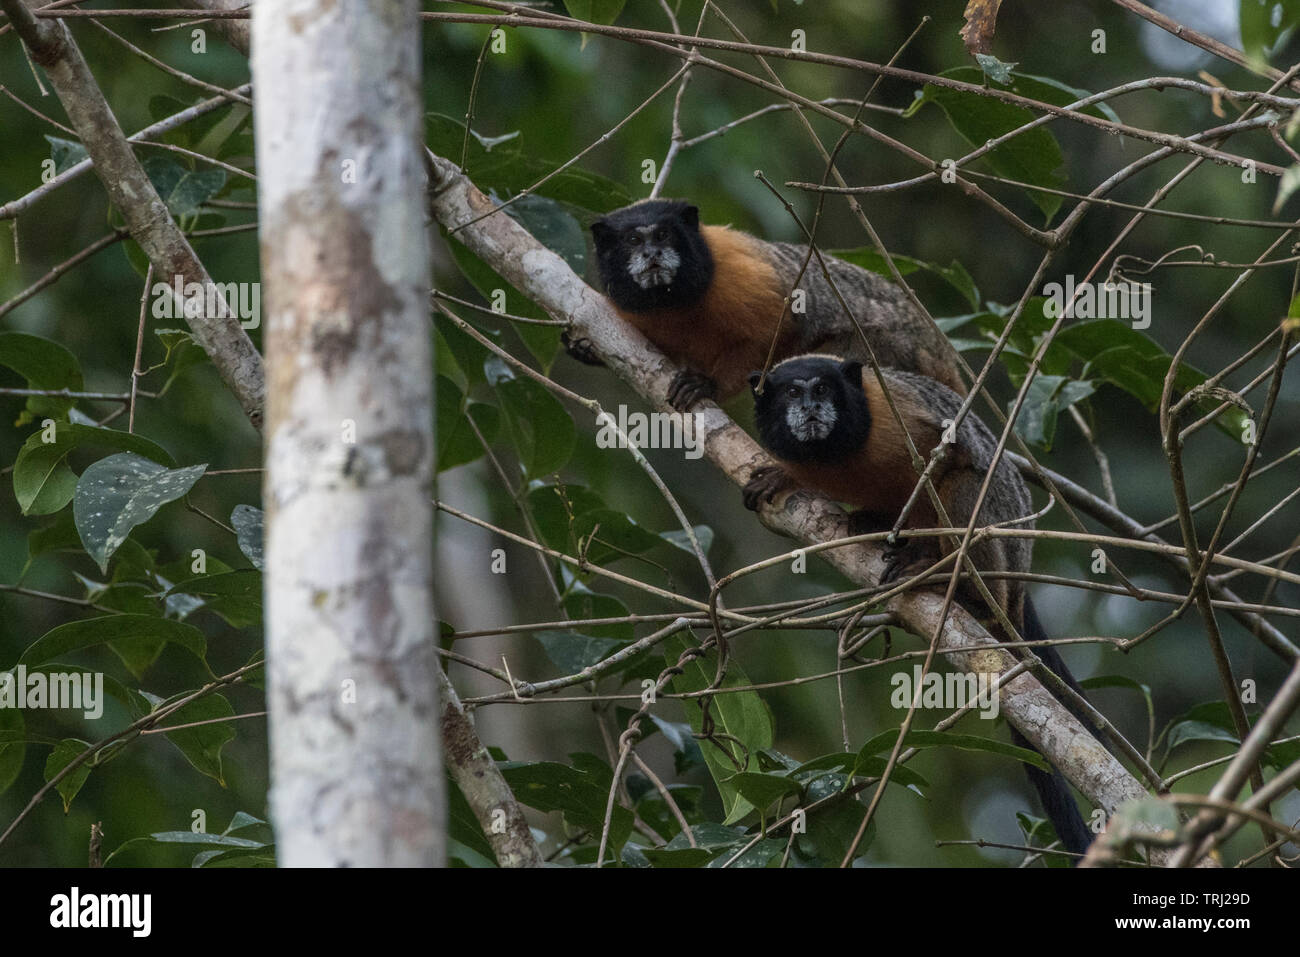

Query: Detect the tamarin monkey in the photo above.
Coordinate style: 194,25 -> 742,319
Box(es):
744,355 -> 1096,857
568,200 -> 965,409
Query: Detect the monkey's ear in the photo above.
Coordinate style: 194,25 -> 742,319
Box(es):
840,360 -> 864,385
680,205 -> 701,231
748,371 -> 764,393
590,219 -> 613,244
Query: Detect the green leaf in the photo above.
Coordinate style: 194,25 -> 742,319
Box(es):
0,331 -> 84,422
955,297 -> 1058,369
659,525 -> 714,556
447,776 -> 499,866
193,103 -> 251,159
192,846 -> 277,867
666,632 -> 774,825
646,714 -> 706,774
0,706 -> 24,797
25,510 -> 83,567
468,128 -> 520,151
18,614 -> 207,671
960,308 -> 1249,440
1007,72 -> 1123,123
230,504 -> 264,571
1274,163 -> 1300,213
12,424 -> 174,516
907,68 -> 1068,221
44,135 -> 88,173
790,751 -> 856,776
500,758 -> 633,854
670,822 -> 748,850
1240,0 -> 1300,63
1265,736 -> 1300,770
635,782 -> 703,840
164,570 -> 262,629
44,738 -> 93,812
1158,700 -> 1241,764
562,0 -> 627,25
121,238 -> 153,280
506,193 -> 587,275
534,630 -> 624,673
705,837 -> 786,868
1167,720 -> 1239,752
147,94 -> 194,138
528,483 -> 662,566
148,830 -> 265,848
975,53 -> 1017,85
426,114 -> 633,212
241,650 -> 265,691
794,774 -> 874,864
639,846 -> 713,868
73,453 -> 206,572
104,826 -> 271,867
447,838 -> 497,869
1080,675 -> 1154,745
19,664 -> 150,719
486,360 -> 575,479
1016,811 -> 1070,864
153,330 -> 209,396
1055,320 -> 1249,438
141,157 -> 227,219
1014,374 -> 1097,449
446,240 -> 562,368
830,249 -> 980,310
729,771 -> 802,812
435,375 -> 501,472
560,579 -> 634,639
162,694 -> 236,785
434,310 -> 500,388
835,757 -> 929,790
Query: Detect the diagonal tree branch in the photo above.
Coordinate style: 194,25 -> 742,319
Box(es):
423,150 -> 1174,861
438,663 -> 543,867
1,0 -> 264,429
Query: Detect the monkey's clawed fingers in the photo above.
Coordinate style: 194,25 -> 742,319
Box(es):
561,331 -> 604,366
742,466 -> 791,511
876,539 -> 932,590
846,516 -> 930,588
878,543 -> 908,586
667,370 -> 717,411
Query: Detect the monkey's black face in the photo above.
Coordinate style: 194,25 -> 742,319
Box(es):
777,377 -> 839,442
750,357 -> 871,463
620,223 -> 681,290
591,200 -> 714,312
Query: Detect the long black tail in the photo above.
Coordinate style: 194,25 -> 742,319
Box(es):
1011,597 -> 1094,859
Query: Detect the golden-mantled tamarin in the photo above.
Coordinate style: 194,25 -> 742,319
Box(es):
569,200 -> 965,409
744,354 -> 1095,856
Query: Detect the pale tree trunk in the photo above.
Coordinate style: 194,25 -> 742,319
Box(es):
254,0 -> 443,866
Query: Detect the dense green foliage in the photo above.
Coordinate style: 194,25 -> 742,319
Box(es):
1,1 -> 1298,867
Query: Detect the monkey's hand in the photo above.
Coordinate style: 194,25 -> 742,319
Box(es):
667,370 -> 717,411
845,512 -> 931,587
562,331 -> 604,366
743,465 -> 793,511
877,539 -> 937,591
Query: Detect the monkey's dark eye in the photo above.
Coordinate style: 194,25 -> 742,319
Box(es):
785,385 -> 800,399
653,227 -> 669,242
626,234 -> 642,247
812,382 -> 829,398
